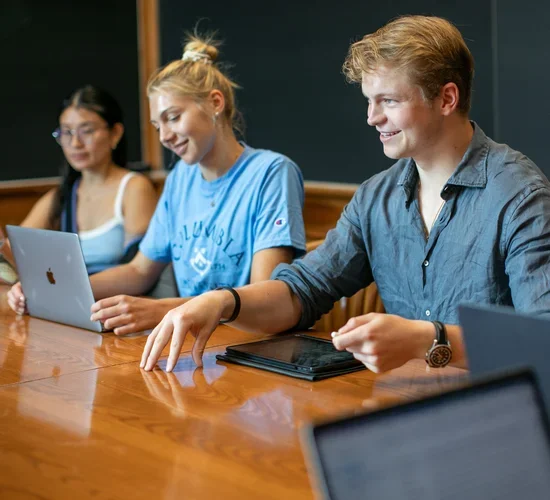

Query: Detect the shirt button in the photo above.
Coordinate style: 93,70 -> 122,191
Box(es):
423,260 -> 429,267
425,310 -> 431,317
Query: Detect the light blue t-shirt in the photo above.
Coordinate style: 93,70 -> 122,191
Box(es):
140,144 -> 306,297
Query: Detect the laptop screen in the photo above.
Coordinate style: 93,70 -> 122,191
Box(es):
5,225 -> 103,332
308,373 -> 550,500
459,303 -> 550,417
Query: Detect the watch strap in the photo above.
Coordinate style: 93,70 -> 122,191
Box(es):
431,320 -> 448,345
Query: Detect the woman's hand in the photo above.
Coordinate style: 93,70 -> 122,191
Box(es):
7,282 -> 27,315
90,295 -> 168,335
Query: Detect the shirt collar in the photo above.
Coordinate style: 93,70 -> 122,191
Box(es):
398,121 -> 489,206
397,158 -> 419,206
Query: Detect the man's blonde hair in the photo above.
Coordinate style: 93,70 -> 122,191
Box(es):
343,15 -> 474,114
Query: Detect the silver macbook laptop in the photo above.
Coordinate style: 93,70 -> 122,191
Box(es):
302,370 -> 550,500
6,225 -> 103,332
459,303 -> 550,414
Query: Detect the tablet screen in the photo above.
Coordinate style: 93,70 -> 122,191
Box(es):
227,335 -> 360,371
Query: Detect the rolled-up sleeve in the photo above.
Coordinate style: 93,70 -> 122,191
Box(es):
272,193 -> 373,329
504,185 -> 550,314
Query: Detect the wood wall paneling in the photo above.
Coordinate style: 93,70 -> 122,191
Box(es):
0,176 -> 356,240
137,0 -> 162,169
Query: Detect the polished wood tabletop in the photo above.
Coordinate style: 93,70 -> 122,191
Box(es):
0,286 -> 468,499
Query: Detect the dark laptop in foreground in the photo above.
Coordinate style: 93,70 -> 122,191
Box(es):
459,303 -> 550,414
303,369 -> 550,500
6,225 -> 104,332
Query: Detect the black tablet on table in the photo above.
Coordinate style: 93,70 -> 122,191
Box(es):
216,334 -> 366,381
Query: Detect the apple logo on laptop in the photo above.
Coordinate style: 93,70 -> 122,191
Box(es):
46,268 -> 56,284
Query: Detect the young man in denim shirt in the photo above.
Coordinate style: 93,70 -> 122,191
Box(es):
141,15 -> 550,374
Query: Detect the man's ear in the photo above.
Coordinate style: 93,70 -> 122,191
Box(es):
439,82 -> 460,116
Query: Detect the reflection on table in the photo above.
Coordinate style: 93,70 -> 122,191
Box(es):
0,285 -> 467,499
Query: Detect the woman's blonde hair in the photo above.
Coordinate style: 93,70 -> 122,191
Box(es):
343,15 -> 474,114
147,32 -> 243,133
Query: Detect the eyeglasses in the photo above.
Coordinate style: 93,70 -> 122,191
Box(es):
52,125 -> 109,146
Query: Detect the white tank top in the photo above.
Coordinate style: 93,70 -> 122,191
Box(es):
79,172 -> 136,274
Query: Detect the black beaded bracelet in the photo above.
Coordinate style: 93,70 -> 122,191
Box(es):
215,286 -> 241,324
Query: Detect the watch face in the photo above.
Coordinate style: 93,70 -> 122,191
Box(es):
428,344 -> 453,368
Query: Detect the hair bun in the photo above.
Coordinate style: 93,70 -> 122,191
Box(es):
182,38 -> 219,63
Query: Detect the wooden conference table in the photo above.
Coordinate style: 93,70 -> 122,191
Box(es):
0,285 -> 467,499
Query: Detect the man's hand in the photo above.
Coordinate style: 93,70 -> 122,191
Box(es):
331,313 -> 433,373
140,291 -> 231,372
90,295 -> 168,335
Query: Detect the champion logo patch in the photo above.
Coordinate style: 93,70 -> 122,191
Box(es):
274,218 -> 286,227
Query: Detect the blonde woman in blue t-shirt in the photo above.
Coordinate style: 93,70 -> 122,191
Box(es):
8,34 -> 307,335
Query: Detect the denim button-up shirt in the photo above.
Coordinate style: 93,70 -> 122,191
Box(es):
274,123 -> 550,330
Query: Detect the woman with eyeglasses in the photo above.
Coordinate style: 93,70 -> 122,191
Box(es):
83,34 -> 306,336
6,85 -> 158,312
